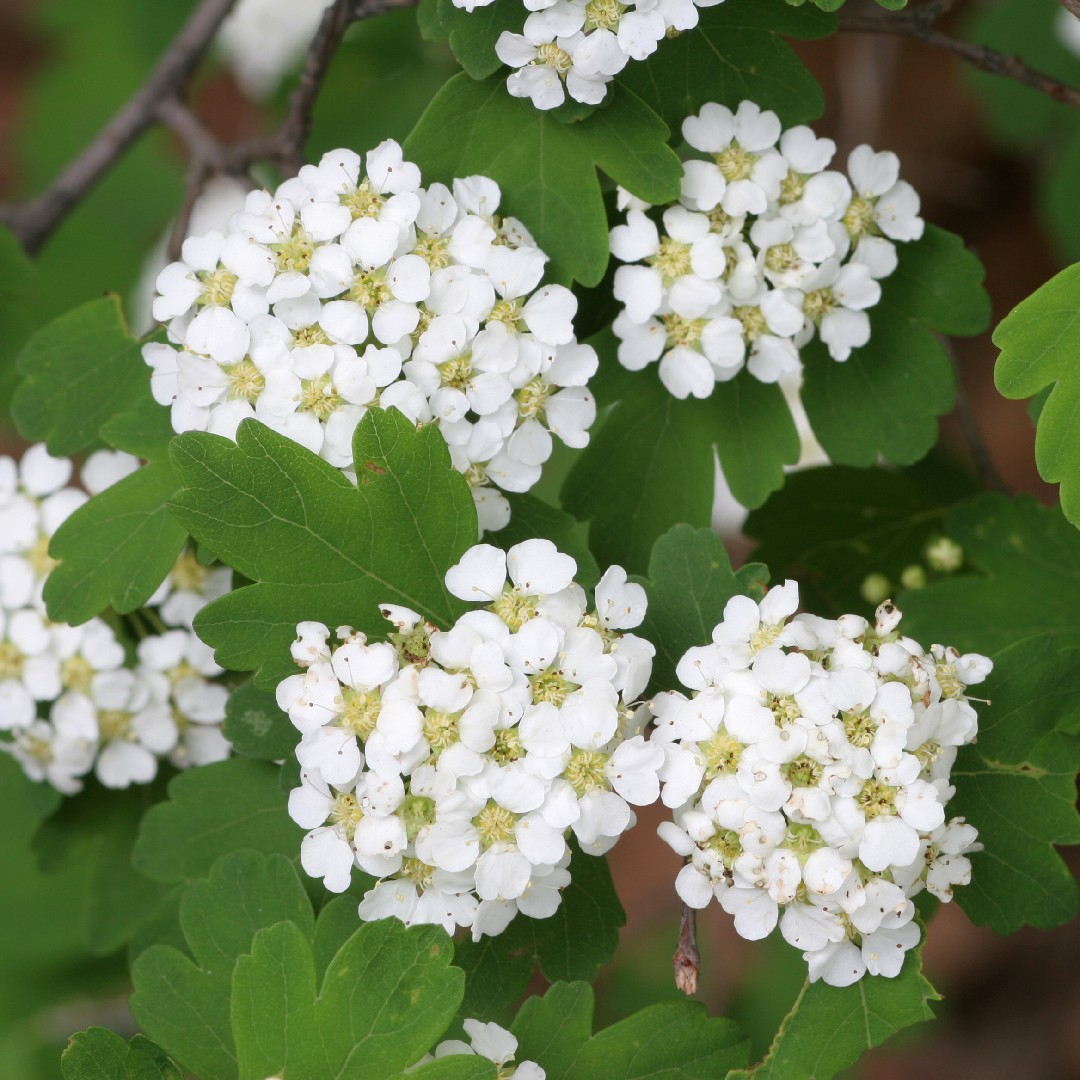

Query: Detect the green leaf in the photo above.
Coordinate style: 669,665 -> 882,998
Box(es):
493,493 -> 600,591
899,493 -> 1080,656
231,919 -> 463,1080
169,410 -> 476,686
619,0 -> 834,130
802,226 -> 987,468
946,636 -> 1080,933
563,369 -> 797,574
404,76 -> 682,285
435,0 -> 524,78
131,851 -> 314,1080
639,525 -> 769,693
62,1029 -> 181,1080
12,296 -> 156,456
562,380 -> 715,575
223,679 -> 299,762
745,463 -> 976,617
994,262 -> 1080,528
42,461 -> 187,625
397,1060 -> 496,1080
727,951 -> 937,1079
33,782 -> 168,955
454,845 -> 625,1023
512,981 -> 750,1078
133,759 -> 298,885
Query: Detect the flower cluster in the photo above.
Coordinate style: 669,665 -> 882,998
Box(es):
412,1018 -> 544,1078
489,0 -> 726,111
143,140 -> 598,532
610,100 -> 924,399
0,445 -> 233,792
279,538 -> 661,939
653,584 -> 989,986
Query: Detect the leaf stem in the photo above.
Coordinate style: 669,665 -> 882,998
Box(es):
673,903 -> 700,996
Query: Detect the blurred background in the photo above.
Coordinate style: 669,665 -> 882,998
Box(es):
0,0 -> 1077,1075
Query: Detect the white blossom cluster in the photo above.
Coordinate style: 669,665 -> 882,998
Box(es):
279,538 -> 661,939
610,100 -> 925,399
143,140 -> 598,533
488,0 -> 727,111
0,444 -> 233,792
411,1018 -> 544,1078
652,584 -> 990,987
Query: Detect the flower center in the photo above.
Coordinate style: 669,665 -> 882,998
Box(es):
662,312 -> 705,348
29,533 -> 57,578
475,801 -> 517,847
733,306 -> 767,343
708,206 -> 736,234
700,730 -> 742,778
491,727 -> 523,766
565,748 -> 608,796
585,0 -> 623,29
341,180 -> 383,220
400,794 -> 436,841
225,358 -> 265,402
0,641 -> 25,679
492,587 -> 537,631
935,661 -> 964,699
530,668 -> 573,707
272,227 -> 315,274
423,709 -> 460,751
649,236 -> 693,281
516,377 -> 549,419
329,792 -> 364,838
489,298 -> 523,332
294,325 -> 331,349
339,688 -> 381,739
769,694 -> 801,725
748,622 -> 782,653
198,268 -> 238,307
536,42 -> 572,74
438,355 -> 474,392
415,233 -> 450,269
350,268 -> 392,311
389,624 -> 432,667
765,243 -> 800,275
803,287 -> 836,322
784,754 -> 822,788
61,654 -> 95,693
171,550 -> 208,592
401,856 -> 435,888
299,376 -> 341,420
779,170 -> 806,205
716,141 -> 755,183
707,828 -> 742,865
842,196 -> 875,240
856,778 -> 896,819
784,822 -> 822,856
99,709 -> 133,741
842,709 -> 876,748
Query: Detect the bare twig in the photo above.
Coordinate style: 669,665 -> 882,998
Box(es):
839,6 -> 1080,111
951,357 -> 1010,494
0,0 -> 238,255
1061,0 -> 1080,22
673,904 -> 700,996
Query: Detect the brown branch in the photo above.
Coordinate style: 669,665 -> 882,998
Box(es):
672,904 -> 700,996
0,0 -> 238,255
839,6 -> 1080,111
1061,0 -> 1080,22
949,349 -> 1009,494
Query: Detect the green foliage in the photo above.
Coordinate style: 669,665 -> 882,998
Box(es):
434,0 -> 524,78
620,0 -> 835,129
563,366 -> 799,574
223,680 -> 299,762
801,225 -> 989,468
727,951 -> 938,1079
512,981 -> 750,1077
133,759 -> 297,885
900,493 -> 1080,655
62,1029 -> 180,1080
994,262 -> 1080,527
33,781 -> 168,955
746,462 -> 976,616
638,525 -> 769,692
169,411 -> 477,685
232,920 -> 464,1080
130,851 -> 314,1080
12,296 -> 186,624
453,845 -> 625,1023
404,76 -> 682,285
947,636 -> 1080,933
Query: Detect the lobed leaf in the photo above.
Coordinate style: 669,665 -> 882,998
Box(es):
512,981 -> 750,1078
994,262 -> 1080,529
169,410 -> 477,686
404,75 -> 682,285
223,680 -> 299,762
946,635 -> 1080,933
639,525 -> 769,693
130,851 -> 313,1080
726,951 -> 937,1079
61,1029 -> 181,1080
231,919 -> 464,1080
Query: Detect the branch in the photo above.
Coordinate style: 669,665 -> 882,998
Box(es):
839,5 -> 1080,111
0,0 -> 238,255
